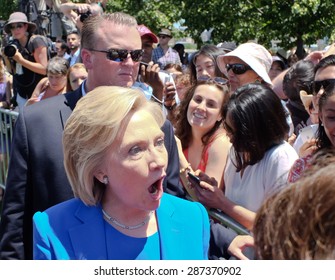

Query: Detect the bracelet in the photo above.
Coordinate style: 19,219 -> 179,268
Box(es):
180,163 -> 191,174
164,102 -> 177,111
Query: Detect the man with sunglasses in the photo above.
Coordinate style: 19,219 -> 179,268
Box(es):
152,28 -> 181,69
0,12 -> 183,260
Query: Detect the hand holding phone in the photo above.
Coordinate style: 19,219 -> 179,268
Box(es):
187,172 -> 201,186
299,126 -> 315,142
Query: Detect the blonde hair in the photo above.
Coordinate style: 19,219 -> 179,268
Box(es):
67,63 -> 87,91
63,86 -> 165,205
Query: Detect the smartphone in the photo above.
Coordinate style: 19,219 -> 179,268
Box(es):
299,126 -> 315,142
187,172 -> 201,186
140,61 -> 149,70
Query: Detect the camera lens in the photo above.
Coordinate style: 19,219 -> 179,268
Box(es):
4,45 -> 17,58
80,11 -> 91,22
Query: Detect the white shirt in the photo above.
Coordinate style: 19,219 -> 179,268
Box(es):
224,141 -> 298,212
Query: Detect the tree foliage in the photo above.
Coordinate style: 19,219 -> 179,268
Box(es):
180,0 -> 335,57
0,0 -> 18,21
2,0 -> 335,58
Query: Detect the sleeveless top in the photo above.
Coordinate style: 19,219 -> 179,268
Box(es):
183,142 -> 212,172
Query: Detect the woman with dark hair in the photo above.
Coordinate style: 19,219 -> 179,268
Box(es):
193,83 -> 298,229
288,82 -> 335,182
189,45 -> 227,85
282,60 -> 315,135
174,78 -> 231,199
288,55 -> 335,182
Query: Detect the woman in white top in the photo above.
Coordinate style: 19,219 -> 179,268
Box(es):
193,83 -> 298,230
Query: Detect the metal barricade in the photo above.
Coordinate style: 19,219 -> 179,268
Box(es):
0,108 -> 19,190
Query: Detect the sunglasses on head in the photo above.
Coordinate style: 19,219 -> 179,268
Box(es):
10,23 -> 24,30
197,76 -> 229,87
88,48 -> 144,62
226,63 -> 252,75
313,79 -> 335,95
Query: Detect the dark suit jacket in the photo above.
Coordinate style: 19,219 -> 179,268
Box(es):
33,194 -> 210,260
0,86 -> 184,259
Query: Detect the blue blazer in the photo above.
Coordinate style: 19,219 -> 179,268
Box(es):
33,193 -> 210,260
0,85 -> 184,260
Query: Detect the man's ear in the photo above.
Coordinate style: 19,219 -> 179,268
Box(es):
81,48 -> 92,69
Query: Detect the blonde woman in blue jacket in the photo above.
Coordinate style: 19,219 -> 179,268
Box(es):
33,86 -> 210,260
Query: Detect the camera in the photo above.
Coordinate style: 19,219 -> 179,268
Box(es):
4,39 -> 21,58
79,11 -> 92,22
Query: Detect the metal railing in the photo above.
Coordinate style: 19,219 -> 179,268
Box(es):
184,194 -> 250,236
0,108 -> 19,190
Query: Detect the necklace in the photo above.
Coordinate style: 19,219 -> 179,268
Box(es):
102,209 -> 154,230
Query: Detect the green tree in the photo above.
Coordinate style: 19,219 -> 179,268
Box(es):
180,0 -> 335,58
0,0 -> 18,21
104,0 -> 181,36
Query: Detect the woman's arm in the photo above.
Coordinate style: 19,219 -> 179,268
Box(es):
174,135 -> 198,201
205,134 -> 231,188
31,77 -> 49,98
195,172 -> 256,230
12,45 -> 48,75
4,73 -> 12,108
26,77 -> 49,106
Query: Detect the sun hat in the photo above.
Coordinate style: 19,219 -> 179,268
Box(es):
217,42 -> 272,85
4,12 -> 37,34
158,28 -> 172,37
300,90 -> 313,112
272,55 -> 286,70
137,24 -> 158,43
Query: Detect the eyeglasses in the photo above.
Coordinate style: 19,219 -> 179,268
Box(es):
197,76 -> 229,86
10,23 -> 24,30
313,79 -> 335,94
88,48 -> 144,62
226,63 -> 252,75
158,35 -> 169,39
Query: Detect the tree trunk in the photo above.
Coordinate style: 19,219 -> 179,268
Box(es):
295,35 -> 306,60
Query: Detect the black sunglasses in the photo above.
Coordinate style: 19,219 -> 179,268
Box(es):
197,76 -> 229,87
313,79 -> 335,95
226,63 -> 252,75
10,23 -> 24,30
158,35 -> 170,39
88,48 -> 144,62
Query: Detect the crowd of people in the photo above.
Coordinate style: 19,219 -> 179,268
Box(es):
0,4 -> 335,261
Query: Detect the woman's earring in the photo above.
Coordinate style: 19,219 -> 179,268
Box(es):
103,176 -> 109,185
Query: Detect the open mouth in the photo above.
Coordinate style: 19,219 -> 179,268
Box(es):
148,180 -> 159,195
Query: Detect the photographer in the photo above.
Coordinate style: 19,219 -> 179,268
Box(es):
2,12 -> 48,107
60,1 -> 103,32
